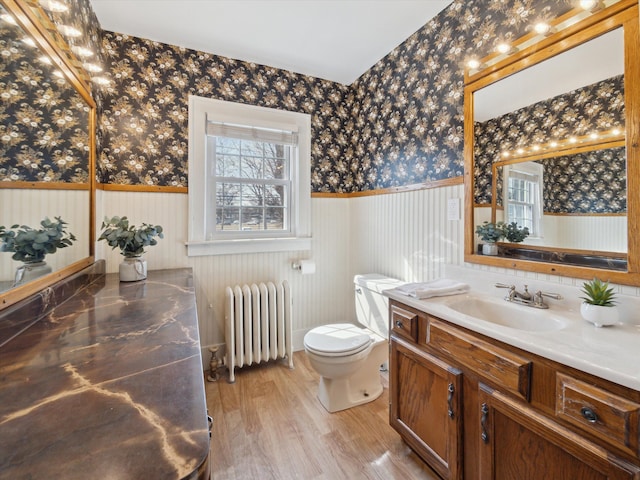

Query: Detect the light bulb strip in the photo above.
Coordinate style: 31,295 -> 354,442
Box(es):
465,0 -> 623,80
498,127 -> 625,162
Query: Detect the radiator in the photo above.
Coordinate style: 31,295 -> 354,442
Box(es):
224,280 -> 293,383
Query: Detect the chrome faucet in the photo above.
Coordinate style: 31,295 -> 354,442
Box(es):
495,283 -> 562,309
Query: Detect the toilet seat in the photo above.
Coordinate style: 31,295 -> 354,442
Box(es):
304,323 -> 372,357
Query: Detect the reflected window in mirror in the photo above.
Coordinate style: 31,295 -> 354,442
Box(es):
464,1 -> 640,283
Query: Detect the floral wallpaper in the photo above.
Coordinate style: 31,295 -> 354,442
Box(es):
474,74 -> 626,208
494,146 -> 626,215
543,146 -> 626,214
3,0 -> 587,191
91,0 -> 580,192
0,5 -> 90,183
96,33 -> 350,188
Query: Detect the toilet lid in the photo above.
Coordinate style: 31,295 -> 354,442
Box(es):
304,323 -> 372,355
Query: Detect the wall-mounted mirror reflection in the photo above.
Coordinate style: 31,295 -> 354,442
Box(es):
473,27 -> 626,268
0,2 -> 91,293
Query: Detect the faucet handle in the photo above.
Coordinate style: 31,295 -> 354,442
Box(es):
539,291 -> 563,300
494,283 -> 514,289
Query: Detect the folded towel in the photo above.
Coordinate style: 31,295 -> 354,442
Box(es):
396,279 -> 470,299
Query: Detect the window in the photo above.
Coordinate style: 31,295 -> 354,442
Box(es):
188,96 -> 311,256
503,162 -> 544,238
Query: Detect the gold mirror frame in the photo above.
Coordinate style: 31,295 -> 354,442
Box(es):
0,0 -> 95,310
464,0 -> 640,286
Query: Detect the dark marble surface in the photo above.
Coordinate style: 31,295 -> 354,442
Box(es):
0,267 -> 210,480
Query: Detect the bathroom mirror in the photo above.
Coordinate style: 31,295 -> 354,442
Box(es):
464,0 -> 640,285
0,0 -> 95,309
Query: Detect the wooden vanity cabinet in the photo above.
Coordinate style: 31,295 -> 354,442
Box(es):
390,336 -> 463,480
388,300 -> 640,480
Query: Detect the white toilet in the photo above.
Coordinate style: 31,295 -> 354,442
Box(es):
303,274 -> 405,413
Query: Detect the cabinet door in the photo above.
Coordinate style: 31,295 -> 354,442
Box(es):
390,335 -> 463,480
478,383 -> 640,480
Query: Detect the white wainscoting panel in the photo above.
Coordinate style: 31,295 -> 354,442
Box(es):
1,189 -> 90,282
97,192 -> 353,355
349,184 -> 465,283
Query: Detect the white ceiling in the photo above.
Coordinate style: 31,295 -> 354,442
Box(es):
90,0 -> 452,85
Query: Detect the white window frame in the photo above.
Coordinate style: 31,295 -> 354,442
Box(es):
187,96 -> 311,256
503,162 -> 544,239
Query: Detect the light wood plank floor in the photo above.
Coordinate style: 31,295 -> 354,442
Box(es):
205,351 -> 440,480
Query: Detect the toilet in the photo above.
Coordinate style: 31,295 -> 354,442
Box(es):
303,274 -> 405,413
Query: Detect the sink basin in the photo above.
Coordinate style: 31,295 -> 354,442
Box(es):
445,296 -> 567,332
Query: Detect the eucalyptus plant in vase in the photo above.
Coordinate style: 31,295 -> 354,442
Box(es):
579,277 -> 619,327
475,221 -> 505,256
98,216 -> 163,282
0,216 -> 76,286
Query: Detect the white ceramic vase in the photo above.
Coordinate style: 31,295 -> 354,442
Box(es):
482,243 -> 498,256
580,302 -> 619,327
119,256 -> 147,282
14,261 -> 52,286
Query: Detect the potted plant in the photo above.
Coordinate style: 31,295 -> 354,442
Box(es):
98,216 -> 163,282
503,222 -> 530,243
579,277 -> 619,327
0,216 -> 76,286
475,221 -> 505,255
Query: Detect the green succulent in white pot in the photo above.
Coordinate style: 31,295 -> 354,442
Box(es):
98,216 -> 163,282
579,277 -> 619,327
0,216 -> 76,286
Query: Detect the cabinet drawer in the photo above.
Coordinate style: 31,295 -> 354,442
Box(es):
425,317 -> 531,401
556,373 -> 640,457
390,305 -> 418,341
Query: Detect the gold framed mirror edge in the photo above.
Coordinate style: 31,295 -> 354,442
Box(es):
0,0 -> 96,311
464,1 -> 640,286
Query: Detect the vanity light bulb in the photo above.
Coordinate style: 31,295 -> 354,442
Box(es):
0,13 -> 17,25
534,23 -> 551,35
496,43 -> 511,54
39,0 -> 68,13
92,76 -> 111,86
21,37 -> 36,48
579,0 -> 596,9
467,58 -> 481,69
72,46 -> 94,58
58,25 -> 81,38
82,62 -> 103,73
612,128 -> 621,135
532,145 -> 540,151
502,151 -> 510,158
590,132 -> 598,139
550,141 -> 558,147
569,137 -> 577,143
38,55 -> 52,65
517,148 -> 525,154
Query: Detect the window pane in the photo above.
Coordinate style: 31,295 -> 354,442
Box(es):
216,206 -> 240,231
216,182 -> 240,206
241,183 -> 263,207
266,207 -> 284,230
265,184 -> 285,207
243,207 -> 264,230
216,154 -> 240,177
263,143 -> 287,179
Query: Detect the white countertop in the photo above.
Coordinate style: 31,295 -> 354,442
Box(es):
384,266 -> 640,391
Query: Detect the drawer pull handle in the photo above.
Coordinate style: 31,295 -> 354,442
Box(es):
447,383 -> 455,418
480,403 -> 489,443
395,320 -> 403,328
580,407 -> 598,423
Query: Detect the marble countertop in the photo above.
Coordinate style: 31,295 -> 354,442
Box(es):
0,268 -> 210,479
384,266 -> 640,392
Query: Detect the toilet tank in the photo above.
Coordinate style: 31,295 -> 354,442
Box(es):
354,274 -> 406,338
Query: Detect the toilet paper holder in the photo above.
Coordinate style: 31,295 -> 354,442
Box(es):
292,260 -> 316,274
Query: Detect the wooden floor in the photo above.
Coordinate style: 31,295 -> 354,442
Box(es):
205,351 -> 440,480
